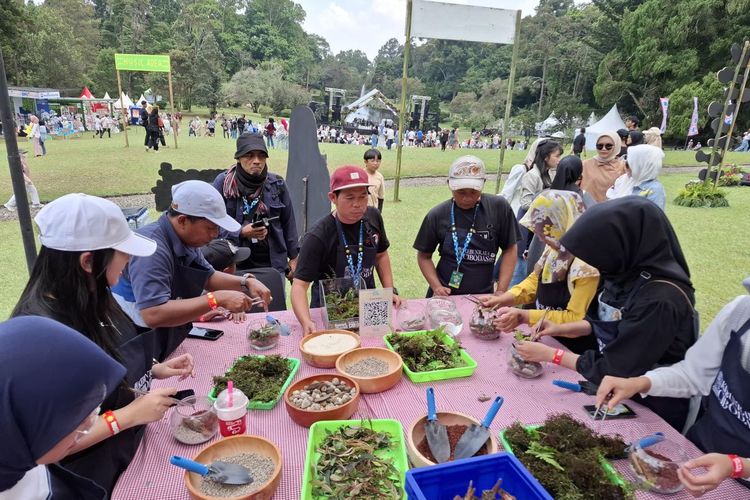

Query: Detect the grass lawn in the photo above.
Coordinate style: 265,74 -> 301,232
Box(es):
2,126 -> 749,202
0,169 -> 747,327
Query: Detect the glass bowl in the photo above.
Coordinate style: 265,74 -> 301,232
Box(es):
426,298 -> 463,337
508,345 -> 545,379
170,395 -> 218,445
469,305 -> 501,340
247,319 -> 281,351
397,302 -> 426,331
628,438 -> 689,494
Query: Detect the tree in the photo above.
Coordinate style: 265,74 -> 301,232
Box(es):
222,62 -> 310,114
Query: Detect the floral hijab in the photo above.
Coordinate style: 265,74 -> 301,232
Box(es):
519,190 -> 599,284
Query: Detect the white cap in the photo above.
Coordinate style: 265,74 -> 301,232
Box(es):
448,155 -> 486,191
170,180 -> 241,232
35,193 -> 157,256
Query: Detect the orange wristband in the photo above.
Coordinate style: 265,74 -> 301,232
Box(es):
206,292 -> 218,310
729,454 -> 744,478
103,410 -> 121,435
552,349 -> 565,365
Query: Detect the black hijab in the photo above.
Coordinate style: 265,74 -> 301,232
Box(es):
0,316 -> 125,491
560,197 -> 692,304
551,155 -> 583,193
628,130 -> 644,147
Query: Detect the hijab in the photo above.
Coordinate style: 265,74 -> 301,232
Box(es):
643,127 -> 663,148
0,316 -> 125,491
582,132 -> 626,202
523,138 -> 546,168
593,131 -> 621,163
519,190 -> 598,284
628,130 -> 644,147
560,197 -> 692,304
550,155 -> 583,192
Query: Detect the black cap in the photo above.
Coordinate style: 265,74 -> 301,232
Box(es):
617,128 -> 629,139
628,115 -> 640,125
234,133 -> 268,159
201,239 -> 251,270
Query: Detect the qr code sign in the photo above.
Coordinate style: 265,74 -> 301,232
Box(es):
362,300 -> 390,327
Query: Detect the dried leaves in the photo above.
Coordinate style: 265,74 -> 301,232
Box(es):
312,425 -> 401,499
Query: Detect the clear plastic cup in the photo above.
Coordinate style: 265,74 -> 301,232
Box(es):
213,388 -> 248,437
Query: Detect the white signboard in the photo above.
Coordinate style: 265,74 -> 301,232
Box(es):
411,0 -> 518,45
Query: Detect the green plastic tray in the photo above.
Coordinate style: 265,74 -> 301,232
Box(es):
498,425 -> 629,492
300,419 -> 409,500
207,355 -> 300,410
383,330 -> 477,383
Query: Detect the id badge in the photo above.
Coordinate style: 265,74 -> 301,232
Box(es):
449,270 -> 464,289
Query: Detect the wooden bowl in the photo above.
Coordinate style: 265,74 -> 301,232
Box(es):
284,373 -> 360,427
184,435 -> 282,500
406,411 -> 498,468
299,329 -> 360,368
335,347 -> 403,393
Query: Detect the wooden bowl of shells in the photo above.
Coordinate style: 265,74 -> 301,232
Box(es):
184,434 -> 282,500
284,373 -> 360,428
299,329 -> 360,368
406,411 -> 498,468
335,347 -> 403,394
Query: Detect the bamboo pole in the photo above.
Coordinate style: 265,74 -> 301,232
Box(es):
393,0 -> 413,203
715,42 -> 750,188
168,70 -> 178,149
495,10 -> 522,194
116,70 -> 129,147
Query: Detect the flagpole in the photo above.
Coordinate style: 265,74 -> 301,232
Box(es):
495,10 -> 522,194
393,0 -> 413,203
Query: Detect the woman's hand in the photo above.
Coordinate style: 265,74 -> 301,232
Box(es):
678,454 -> 735,497
494,309 -> 528,332
514,341 -> 555,363
532,319 -> 562,339
126,387 -> 177,426
595,375 -> 651,410
151,354 -> 194,381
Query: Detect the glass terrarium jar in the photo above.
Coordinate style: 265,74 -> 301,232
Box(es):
170,395 -> 218,445
629,438 -> 689,494
247,319 -> 281,351
469,305 -> 501,340
508,345 -> 545,379
426,297 -> 463,337
397,302 -> 426,331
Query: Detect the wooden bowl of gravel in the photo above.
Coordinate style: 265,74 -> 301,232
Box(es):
284,373 -> 361,427
335,347 -> 403,393
299,329 -> 360,368
184,435 -> 282,500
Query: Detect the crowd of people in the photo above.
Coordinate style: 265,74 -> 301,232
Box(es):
2,112 -> 750,499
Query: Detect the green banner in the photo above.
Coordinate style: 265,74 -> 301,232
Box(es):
114,53 -> 171,72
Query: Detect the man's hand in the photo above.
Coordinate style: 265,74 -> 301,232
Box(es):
432,285 -> 452,296
241,225 -> 267,240
214,290 -> 252,312
247,278 -> 272,311
301,320 -> 316,336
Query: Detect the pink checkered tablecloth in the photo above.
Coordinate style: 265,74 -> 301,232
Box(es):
112,296 -> 747,499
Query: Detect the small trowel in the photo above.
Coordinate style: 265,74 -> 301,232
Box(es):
170,455 -> 253,485
454,396 -> 504,460
424,387 -> 450,463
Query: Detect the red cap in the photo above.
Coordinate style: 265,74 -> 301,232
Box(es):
330,165 -> 373,192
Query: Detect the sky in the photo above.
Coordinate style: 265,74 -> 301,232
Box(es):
296,0 -> 541,60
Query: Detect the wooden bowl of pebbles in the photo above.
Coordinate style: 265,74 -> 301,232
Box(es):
299,329 -> 360,368
284,374 -> 360,427
184,434 -> 282,500
406,411 -> 498,468
335,347 -> 403,393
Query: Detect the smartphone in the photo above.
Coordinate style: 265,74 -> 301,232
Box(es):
171,389 -> 195,406
187,326 -> 224,341
584,403 -> 637,419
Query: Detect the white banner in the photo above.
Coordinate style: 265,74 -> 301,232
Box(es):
411,0 -> 518,45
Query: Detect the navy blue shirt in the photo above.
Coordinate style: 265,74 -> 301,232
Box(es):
112,214 -> 214,311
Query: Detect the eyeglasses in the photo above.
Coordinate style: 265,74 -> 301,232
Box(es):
73,405 -> 101,443
596,143 -> 614,151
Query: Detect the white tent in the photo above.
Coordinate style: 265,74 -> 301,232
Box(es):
102,92 -> 112,100
535,112 -> 560,135
585,105 -> 627,150
113,92 -> 134,109
137,93 -> 147,105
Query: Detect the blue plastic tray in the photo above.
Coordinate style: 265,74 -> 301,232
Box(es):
405,452 -> 552,500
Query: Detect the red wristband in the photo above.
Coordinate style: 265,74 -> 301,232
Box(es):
552,349 -> 565,365
103,410 -> 121,435
729,454 -> 744,479
206,292 -> 218,310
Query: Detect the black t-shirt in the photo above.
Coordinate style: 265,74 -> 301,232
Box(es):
295,206 -> 390,285
573,133 -> 586,153
413,195 -> 519,294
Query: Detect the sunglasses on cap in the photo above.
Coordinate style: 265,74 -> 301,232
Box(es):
596,143 -> 614,151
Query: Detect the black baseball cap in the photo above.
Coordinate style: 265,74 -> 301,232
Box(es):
234,133 -> 268,159
201,239 -> 251,270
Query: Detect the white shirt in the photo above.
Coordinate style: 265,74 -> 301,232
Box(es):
646,295 -> 750,398
0,465 -> 50,500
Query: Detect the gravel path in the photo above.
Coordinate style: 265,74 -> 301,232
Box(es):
0,168 -> 703,223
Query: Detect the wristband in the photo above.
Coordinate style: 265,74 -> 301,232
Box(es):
552,349 -> 565,365
729,454 -> 745,478
103,410 -> 121,435
206,292 -> 218,310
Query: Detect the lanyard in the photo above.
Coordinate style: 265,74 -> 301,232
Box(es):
335,217 -> 364,288
242,197 -> 259,216
451,201 -> 479,271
